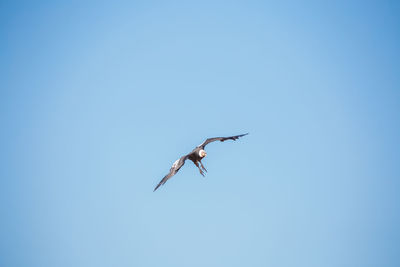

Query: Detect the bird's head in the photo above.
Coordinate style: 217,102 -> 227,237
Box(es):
199,149 -> 207,158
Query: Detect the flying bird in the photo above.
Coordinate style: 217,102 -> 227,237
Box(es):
154,133 -> 248,191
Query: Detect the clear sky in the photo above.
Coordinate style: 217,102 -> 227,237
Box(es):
1,1 -> 399,266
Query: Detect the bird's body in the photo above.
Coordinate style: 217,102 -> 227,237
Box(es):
188,147 -> 206,164
154,133 -> 248,191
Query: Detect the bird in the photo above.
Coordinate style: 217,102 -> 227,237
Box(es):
154,133 -> 248,191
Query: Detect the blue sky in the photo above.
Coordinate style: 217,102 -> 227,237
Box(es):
1,1 -> 399,266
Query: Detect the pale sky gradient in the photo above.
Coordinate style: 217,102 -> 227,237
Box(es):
1,1 -> 399,267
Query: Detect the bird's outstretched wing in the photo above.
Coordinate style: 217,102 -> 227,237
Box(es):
198,133 -> 249,149
154,154 -> 189,191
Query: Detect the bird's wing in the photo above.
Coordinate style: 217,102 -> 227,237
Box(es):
198,133 -> 249,148
154,154 -> 189,191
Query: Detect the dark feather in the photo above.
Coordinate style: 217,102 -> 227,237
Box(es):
153,154 -> 189,191
198,133 -> 249,149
